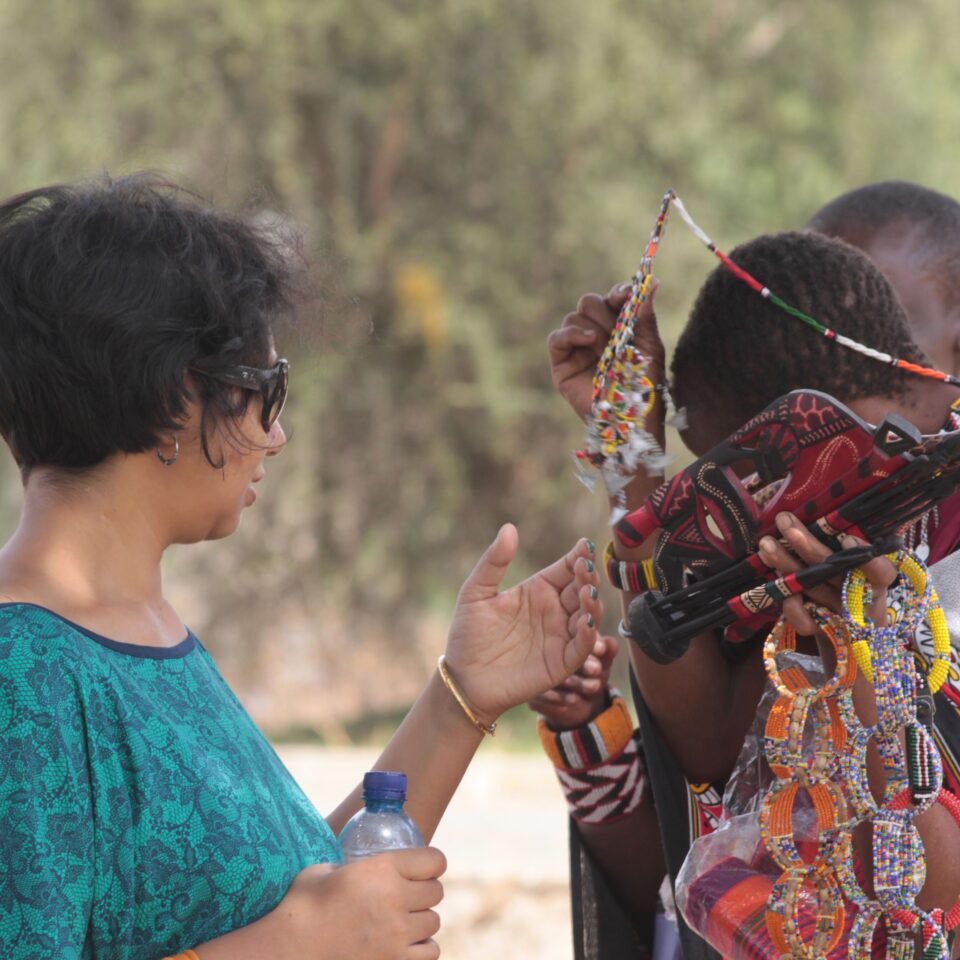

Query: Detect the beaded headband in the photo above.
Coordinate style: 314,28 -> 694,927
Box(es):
581,189 -> 960,507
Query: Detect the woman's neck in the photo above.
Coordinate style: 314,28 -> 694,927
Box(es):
0,466 -> 177,637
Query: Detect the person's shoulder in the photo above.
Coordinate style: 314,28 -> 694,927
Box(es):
0,602 -> 90,676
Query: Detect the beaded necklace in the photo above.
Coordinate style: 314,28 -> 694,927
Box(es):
758,550 -> 960,960
577,191 -> 678,513
780,550 -> 959,960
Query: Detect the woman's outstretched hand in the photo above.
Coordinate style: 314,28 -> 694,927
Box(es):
443,525 -> 602,727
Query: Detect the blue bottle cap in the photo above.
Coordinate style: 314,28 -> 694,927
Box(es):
362,770 -> 408,801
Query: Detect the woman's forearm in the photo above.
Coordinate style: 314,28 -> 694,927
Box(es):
326,669 -> 484,840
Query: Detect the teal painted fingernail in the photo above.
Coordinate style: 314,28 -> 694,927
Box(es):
586,538 -> 595,554
590,586 -> 598,601
587,614 -> 595,628
585,559 -> 594,573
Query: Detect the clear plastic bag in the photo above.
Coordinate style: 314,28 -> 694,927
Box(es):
675,654 -> 857,960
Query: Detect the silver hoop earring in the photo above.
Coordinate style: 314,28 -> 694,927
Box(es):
157,436 -> 180,466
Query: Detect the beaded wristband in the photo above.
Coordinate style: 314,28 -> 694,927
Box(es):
602,540 -> 658,592
538,689 -> 649,824
537,688 -> 634,769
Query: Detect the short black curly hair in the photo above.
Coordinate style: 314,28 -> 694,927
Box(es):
671,231 -> 926,438
0,174 -> 295,474
807,180 -> 960,264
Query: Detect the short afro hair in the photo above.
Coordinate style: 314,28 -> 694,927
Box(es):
0,174 -> 295,474
671,231 -> 926,438
807,180 -> 960,271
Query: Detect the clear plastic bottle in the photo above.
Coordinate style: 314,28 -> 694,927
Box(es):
338,770 -> 425,863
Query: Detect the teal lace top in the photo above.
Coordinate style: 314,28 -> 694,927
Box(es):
0,603 -> 341,959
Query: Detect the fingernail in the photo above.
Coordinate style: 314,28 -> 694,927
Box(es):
759,536 -> 777,553
585,538 -> 595,555
617,281 -> 632,293
776,512 -> 794,532
584,559 -> 594,573
587,614 -> 595,628
579,327 -> 597,338
590,586 -> 599,601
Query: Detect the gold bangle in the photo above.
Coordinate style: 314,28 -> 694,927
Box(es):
437,655 -> 496,736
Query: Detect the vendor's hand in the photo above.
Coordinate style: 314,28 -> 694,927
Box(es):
444,525 -> 602,726
528,633 -> 619,729
547,282 -> 666,429
758,512 -> 897,635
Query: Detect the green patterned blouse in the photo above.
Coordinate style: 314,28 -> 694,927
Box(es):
0,603 -> 341,959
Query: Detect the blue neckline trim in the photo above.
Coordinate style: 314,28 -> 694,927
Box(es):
0,602 -> 197,660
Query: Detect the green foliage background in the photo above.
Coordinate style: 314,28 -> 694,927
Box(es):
0,0 -> 958,732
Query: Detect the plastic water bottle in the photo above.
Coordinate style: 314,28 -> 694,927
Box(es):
339,770 -> 424,862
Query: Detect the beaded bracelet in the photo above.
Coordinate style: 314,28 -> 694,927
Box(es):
602,540 -> 658,592
537,688 -> 634,769
538,689 -> 649,824
763,609 -> 857,702
843,549 -> 951,694
765,870 -> 846,960
761,607 -> 860,955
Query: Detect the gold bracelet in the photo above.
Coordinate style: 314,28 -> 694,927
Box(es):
437,655 -> 496,736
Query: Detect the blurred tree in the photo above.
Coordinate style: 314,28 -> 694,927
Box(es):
0,0 -> 958,727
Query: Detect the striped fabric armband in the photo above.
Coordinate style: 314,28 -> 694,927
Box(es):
603,540 -> 658,592
556,731 -> 648,824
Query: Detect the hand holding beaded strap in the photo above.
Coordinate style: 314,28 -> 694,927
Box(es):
575,191 -> 676,511
537,688 -> 649,825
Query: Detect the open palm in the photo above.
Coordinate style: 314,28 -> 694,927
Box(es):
443,524 -> 602,723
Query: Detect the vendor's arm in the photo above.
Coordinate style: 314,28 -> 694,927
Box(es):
530,647 -> 666,942
549,283 -> 766,784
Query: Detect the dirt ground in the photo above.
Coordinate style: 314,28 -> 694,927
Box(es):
277,744 -> 574,960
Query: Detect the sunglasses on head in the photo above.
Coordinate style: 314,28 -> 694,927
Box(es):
193,358 -> 289,433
